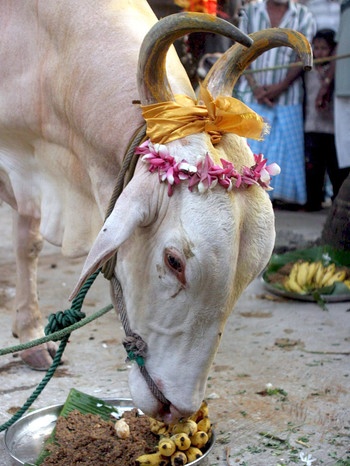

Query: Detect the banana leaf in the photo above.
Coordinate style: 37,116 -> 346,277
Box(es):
266,246 -> 350,274
33,389 -> 120,465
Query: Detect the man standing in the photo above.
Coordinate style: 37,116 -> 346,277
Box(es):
237,0 -> 316,208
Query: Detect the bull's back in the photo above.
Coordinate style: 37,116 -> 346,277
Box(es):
0,0 -> 163,252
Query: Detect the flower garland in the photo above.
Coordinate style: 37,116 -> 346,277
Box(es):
136,140 -> 280,197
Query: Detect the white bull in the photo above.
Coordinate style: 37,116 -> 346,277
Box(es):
0,1 -> 311,421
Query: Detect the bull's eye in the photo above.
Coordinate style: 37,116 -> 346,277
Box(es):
167,254 -> 182,273
164,248 -> 186,286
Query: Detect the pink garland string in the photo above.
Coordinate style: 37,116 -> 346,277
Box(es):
136,139 -> 280,197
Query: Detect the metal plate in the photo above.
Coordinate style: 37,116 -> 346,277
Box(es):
262,276 -> 350,303
4,399 -> 215,465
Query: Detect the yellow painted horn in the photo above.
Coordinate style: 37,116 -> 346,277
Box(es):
203,28 -> 313,97
137,12 -> 253,104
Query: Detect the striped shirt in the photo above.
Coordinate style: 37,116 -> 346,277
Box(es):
237,0 -> 316,105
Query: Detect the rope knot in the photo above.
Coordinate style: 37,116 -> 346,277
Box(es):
45,308 -> 86,335
123,332 -> 148,366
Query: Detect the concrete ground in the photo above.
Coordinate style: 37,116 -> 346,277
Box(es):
0,201 -> 349,466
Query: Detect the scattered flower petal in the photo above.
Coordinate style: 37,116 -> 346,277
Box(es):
300,451 -> 317,466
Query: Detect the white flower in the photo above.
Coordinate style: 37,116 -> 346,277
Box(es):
178,161 -> 197,173
300,451 -> 317,466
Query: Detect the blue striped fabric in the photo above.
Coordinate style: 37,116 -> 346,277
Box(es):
235,0 -> 316,204
246,103 -> 307,204
237,0 -> 316,106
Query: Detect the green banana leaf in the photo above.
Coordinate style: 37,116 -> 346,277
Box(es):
33,389 -> 120,465
266,245 -> 350,274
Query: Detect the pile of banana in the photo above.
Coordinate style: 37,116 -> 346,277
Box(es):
136,400 -> 212,466
283,260 -> 350,295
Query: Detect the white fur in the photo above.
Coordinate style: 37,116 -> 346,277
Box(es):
0,1 -> 275,418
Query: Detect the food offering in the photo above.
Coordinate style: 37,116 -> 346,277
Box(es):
33,389 -> 213,466
137,402 -> 212,465
281,260 -> 350,294
262,246 -> 350,305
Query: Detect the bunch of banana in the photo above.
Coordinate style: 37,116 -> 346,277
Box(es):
283,260 -> 348,295
136,400 -> 212,466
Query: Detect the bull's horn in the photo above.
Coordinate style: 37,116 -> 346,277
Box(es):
137,12 -> 253,104
203,28 -> 313,97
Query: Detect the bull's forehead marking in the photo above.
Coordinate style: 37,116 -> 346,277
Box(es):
136,139 -> 280,197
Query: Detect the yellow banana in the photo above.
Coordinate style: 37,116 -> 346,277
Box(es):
196,416 -> 211,433
327,263 -> 336,274
158,438 -> 176,457
170,451 -> 187,466
189,400 -> 209,422
149,418 -> 169,436
283,261 -> 350,293
185,446 -> 203,462
199,400 -> 209,418
334,270 -> 347,282
306,261 -> 318,284
171,433 -> 191,451
190,431 -> 209,448
284,276 -> 305,294
172,420 -> 197,436
323,270 -> 347,287
296,261 -> 309,287
284,262 -> 308,294
289,262 -> 299,282
314,261 -> 326,287
344,279 -> 350,289
136,451 -> 169,466
320,263 -> 337,287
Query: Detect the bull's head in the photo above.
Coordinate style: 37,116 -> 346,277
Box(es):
71,14 -> 312,422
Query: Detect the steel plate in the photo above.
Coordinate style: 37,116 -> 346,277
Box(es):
4,399 -> 215,465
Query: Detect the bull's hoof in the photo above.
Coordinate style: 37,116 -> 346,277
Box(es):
20,341 -> 63,371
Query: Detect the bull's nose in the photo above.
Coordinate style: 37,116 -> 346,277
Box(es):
159,402 -> 194,424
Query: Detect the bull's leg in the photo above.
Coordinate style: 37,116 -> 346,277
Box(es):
11,211 -> 57,370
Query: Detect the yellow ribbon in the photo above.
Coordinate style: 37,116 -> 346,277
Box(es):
140,86 -> 267,145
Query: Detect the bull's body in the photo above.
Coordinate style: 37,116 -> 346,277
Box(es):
0,0 -> 311,421
1,0 -> 190,360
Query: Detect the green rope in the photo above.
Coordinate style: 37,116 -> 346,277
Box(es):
44,269 -> 100,334
0,125 -> 145,432
0,271 -> 109,356
0,336 -> 69,432
0,304 -> 113,356
0,269 -> 114,432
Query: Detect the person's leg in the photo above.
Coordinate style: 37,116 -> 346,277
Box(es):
304,132 -> 326,210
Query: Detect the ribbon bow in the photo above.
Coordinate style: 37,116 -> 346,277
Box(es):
141,85 -> 268,145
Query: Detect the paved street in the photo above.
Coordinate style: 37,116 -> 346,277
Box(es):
0,202 -> 349,465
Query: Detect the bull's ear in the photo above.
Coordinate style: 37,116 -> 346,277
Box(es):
69,185 -> 150,300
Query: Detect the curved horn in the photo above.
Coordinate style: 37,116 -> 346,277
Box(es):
203,28 -> 313,97
137,12 -> 253,105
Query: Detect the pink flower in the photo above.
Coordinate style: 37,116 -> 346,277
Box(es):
137,140 -> 280,196
251,153 -> 281,190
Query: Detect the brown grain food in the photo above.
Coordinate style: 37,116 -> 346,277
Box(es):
41,408 -> 158,466
267,262 -> 293,284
